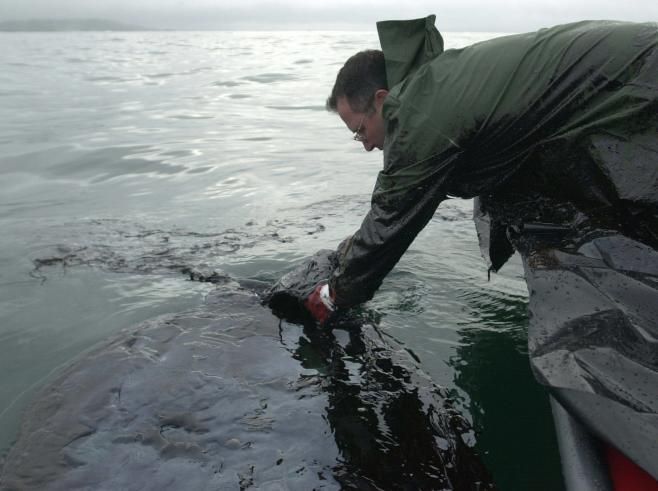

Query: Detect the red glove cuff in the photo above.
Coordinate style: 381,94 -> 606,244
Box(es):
304,283 -> 335,324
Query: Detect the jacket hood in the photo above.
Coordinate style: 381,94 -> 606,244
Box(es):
376,15 -> 445,88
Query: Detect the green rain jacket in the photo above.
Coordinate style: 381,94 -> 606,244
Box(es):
330,15 -> 658,307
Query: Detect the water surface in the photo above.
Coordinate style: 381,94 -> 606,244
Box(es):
0,30 -> 562,490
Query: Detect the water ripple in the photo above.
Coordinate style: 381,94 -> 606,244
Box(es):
242,73 -> 297,84
267,105 -> 325,111
212,81 -> 242,87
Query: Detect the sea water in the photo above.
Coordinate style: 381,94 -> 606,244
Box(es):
0,30 -> 562,489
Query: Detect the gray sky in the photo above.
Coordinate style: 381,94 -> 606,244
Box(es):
2,0 -> 657,31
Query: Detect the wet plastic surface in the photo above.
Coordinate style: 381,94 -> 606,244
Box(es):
475,192 -> 658,482
1,262 -> 495,490
550,396 -> 612,491
523,231 -> 658,481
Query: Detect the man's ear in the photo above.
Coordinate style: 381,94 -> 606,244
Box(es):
374,89 -> 389,110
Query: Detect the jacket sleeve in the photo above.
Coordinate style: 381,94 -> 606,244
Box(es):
329,149 -> 459,307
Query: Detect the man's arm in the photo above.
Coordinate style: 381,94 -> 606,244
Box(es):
329,152 -> 457,308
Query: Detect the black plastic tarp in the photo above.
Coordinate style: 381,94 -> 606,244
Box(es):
473,191 -> 658,481
521,231 -> 657,479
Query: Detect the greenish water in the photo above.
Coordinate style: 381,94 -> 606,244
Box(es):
0,30 -> 562,489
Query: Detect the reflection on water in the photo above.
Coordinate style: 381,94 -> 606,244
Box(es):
0,29 -> 561,490
451,292 -> 563,491
286,320 -> 495,489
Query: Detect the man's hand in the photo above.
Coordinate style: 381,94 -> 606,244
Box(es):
304,282 -> 336,324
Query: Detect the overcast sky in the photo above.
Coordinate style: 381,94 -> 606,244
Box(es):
1,0 -> 657,31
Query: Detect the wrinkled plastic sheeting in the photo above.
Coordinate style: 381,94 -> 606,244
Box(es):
519,232 -> 658,480
1,271 -> 495,490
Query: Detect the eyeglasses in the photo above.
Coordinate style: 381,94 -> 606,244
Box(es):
352,113 -> 367,142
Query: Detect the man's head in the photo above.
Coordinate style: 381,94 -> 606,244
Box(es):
326,50 -> 389,151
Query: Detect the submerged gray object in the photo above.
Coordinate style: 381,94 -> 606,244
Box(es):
1,268 -> 494,489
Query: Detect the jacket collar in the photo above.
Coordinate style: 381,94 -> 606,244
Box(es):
376,15 -> 444,88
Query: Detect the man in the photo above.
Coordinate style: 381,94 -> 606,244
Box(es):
304,15 -> 658,323
295,15 -> 658,487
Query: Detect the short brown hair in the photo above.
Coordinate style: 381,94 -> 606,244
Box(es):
326,50 -> 388,113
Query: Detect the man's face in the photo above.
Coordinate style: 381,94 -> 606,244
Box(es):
336,91 -> 388,152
